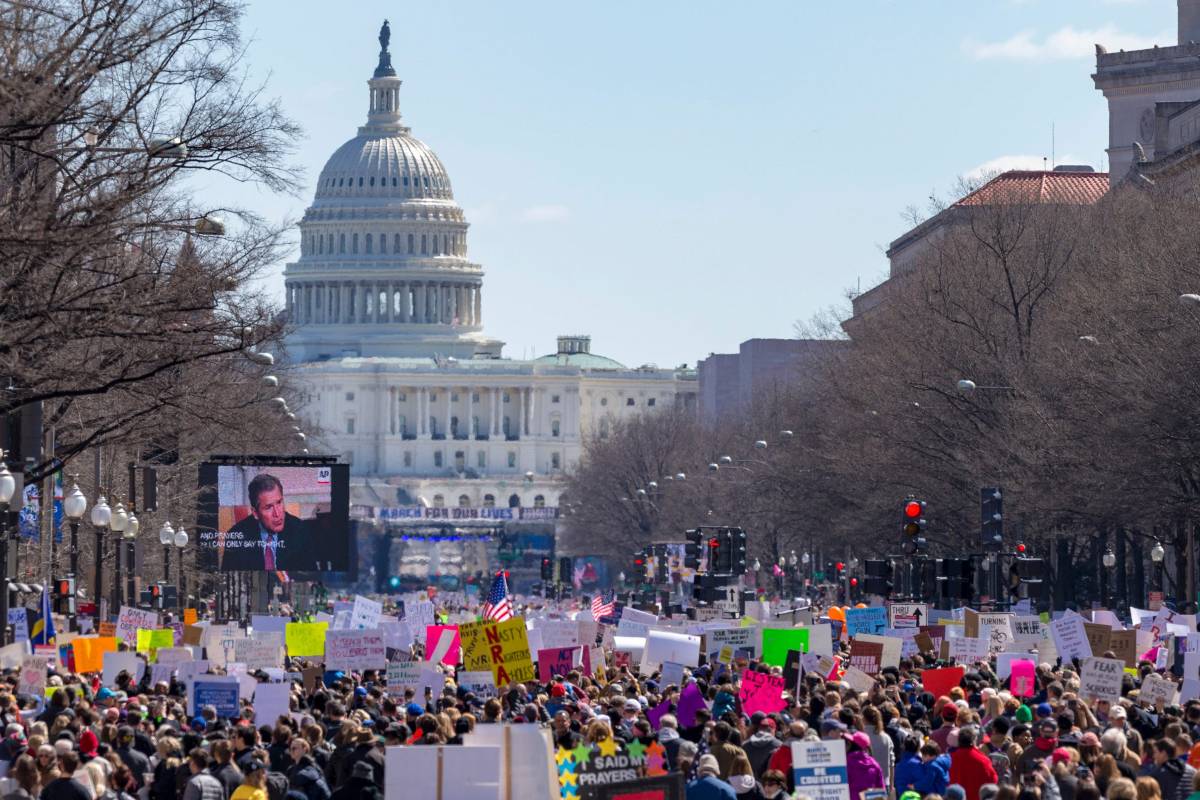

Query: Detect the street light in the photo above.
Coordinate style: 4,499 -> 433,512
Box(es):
1151,541 -> 1166,598
674,473 -> 686,481
1180,293 -> 1200,307
174,526 -> 189,612
754,440 -> 767,450
707,463 -> 719,472
718,456 -> 733,466
1102,549 -> 1116,569
86,496 -> 110,590
121,512 -> 138,608
103,502 -> 127,610
159,521 -> 175,583
957,378 -> 1013,392
0,460 -> 15,507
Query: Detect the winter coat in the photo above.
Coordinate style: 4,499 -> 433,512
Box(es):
949,746 -> 999,800
742,733 -> 783,779
286,758 -> 330,800
846,749 -> 885,800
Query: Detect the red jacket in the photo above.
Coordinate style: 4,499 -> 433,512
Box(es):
950,746 -> 998,800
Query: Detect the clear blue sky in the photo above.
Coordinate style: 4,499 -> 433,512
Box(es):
223,0 -> 1173,368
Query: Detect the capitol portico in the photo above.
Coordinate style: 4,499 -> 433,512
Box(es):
284,23 -> 695,587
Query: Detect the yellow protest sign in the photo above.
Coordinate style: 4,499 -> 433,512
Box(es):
136,629 -> 174,661
72,637 -> 118,674
285,622 -> 328,658
459,617 -> 535,686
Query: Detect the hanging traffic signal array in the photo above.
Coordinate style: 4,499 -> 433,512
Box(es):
981,487 -> 1004,551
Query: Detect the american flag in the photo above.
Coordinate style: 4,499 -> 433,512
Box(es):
591,589 -> 615,620
482,572 -> 513,621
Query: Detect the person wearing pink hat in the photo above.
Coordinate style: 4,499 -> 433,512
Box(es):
844,730 -> 885,800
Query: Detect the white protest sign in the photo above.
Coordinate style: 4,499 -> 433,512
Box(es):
18,655 -> 47,696
979,613 -> 1014,653
102,652 -> 145,687
233,637 -> 283,670
642,629 -> 700,669
1012,616 -> 1045,644
854,633 -> 901,669
791,740 -> 851,800
841,665 -> 877,694
115,606 -> 159,647
387,661 -> 422,699
948,636 -> 990,665
888,603 -> 928,629
1050,611 -> 1091,663
616,608 -> 658,638
351,595 -> 382,629
0,642 -> 30,670
536,620 -> 581,650
457,670 -> 499,699
1079,657 -> 1125,704
324,628 -> 386,672
410,602 -> 435,645
253,682 -> 291,725
1140,673 -> 1178,707
707,627 -> 757,657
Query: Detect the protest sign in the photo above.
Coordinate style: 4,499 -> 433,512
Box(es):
848,639 -> 883,676
762,627 -> 809,667
191,676 -> 239,717
889,603 -> 928,629
253,682 -> 290,725
1140,673 -> 1178,707
233,637 -> 283,670
102,652 -> 144,687
456,670 -> 499,699
791,739 -> 850,800
464,724 -> 560,800
409,601 -> 435,645
250,615 -> 289,636
706,627 -> 756,658
922,666 -> 965,699
459,617 -> 535,685
854,633 -> 901,669
425,625 -> 461,666
675,682 -> 709,727
1110,630 -> 1138,667
115,606 -> 158,647
845,607 -> 887,637
8,609 -> 28,643
387,743 -> 500,800
536,646 -> 579,682
1051,612 -> 1091,663
71,637 -> 117,674
156,648 -> 194,666
979,613 -> 1014,653
840,665 -> 877,694
284,622 -> 328,658
615,607 -> 657,638
643,629 -> 699,669
948,636 -> 990,665
324,628 -> 386,672
1012,616 -> 1044,643
1010,659 -> 1037,697
386,661 -> 422,699
19,655 -> 47,696
1084,622 -> 1113,657
536,620 -> 581,650
136,629 -> 174,660
1080,657 -> 1125,704
182,608 -> 198,626
740,670 -> 787,716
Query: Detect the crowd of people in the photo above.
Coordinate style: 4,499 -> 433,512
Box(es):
0,595 -> 1191,800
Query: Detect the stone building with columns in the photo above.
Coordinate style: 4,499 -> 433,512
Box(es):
283,24 -> 696,588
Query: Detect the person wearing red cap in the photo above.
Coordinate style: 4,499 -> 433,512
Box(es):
949,727 -> 998,800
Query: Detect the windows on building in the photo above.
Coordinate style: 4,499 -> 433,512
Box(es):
451,393 -> 458,402
345,392 -> 355,401
551,452 -> 561,470
433,451 -> 443,468
352,233 -> 358,254
599,419 -> 609,439
398,414 -> 407,436
648,398 -> 656,407
338,234 -> 345,254
407,233 -> 414,254
534,495 -> 545,508
551,395 -> 560,403
507,451 -> 516,468
403,451 -> 412,467
458,494 -> 470,507
398,392 -> 407,401
551,419 -> 560,437
483,494 -> 495,508
365,234 -> 373,254
432,494 -> 444,508
503,393 -> 510,403
454,450 -> 465,471
600,397 -> 607,407
477,451 -> 486,468
626,398 -> 635,406
508,494 -> 520,508
345,417 -> 356,434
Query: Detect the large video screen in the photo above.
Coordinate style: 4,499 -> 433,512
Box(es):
197,462 -> 350,572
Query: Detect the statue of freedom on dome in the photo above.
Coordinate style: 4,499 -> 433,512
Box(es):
379,19 -> 390,52
374,20 -> 396,78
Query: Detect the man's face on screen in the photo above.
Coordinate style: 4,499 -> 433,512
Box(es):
253,486 -> 286,535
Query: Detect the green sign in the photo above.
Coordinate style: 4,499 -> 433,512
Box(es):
813,571 -> 825,580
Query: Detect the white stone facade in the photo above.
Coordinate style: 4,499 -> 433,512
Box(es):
284,29 -> 696,514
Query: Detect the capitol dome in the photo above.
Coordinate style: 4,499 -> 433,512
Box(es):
283,21 -> 502,363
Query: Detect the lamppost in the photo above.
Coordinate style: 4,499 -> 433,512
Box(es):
86,496 -> 110,584
174,525 -> 188,612
788,550 -> 798,598
1101,547 -> 1116,609
62,484 -> 87,582
105,502 -> 127,613
1151,541 -> 1165,602
0,457 -> 15,641
119,512 -> 138,609
159,521 -> 175,584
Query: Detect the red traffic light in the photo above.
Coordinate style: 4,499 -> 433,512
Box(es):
904,501 -> 922,518
1016,543 -> 1026,554
708,538 -> 721,548
850,577 -> 858,587
835,561 -> 845,572
633,558 -> 644,565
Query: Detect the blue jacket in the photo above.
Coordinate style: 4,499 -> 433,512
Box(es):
687,776 -> 737,800
895,753 -> 924,794
914,755 -> 951,796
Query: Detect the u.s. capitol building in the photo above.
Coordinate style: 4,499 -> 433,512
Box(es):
283,24 -> 695,588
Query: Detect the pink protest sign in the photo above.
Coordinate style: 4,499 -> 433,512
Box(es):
1010,659 -> 1036,697
424,625 -> 460,666
739,670 -> 786,716
537,646 -> 579,682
